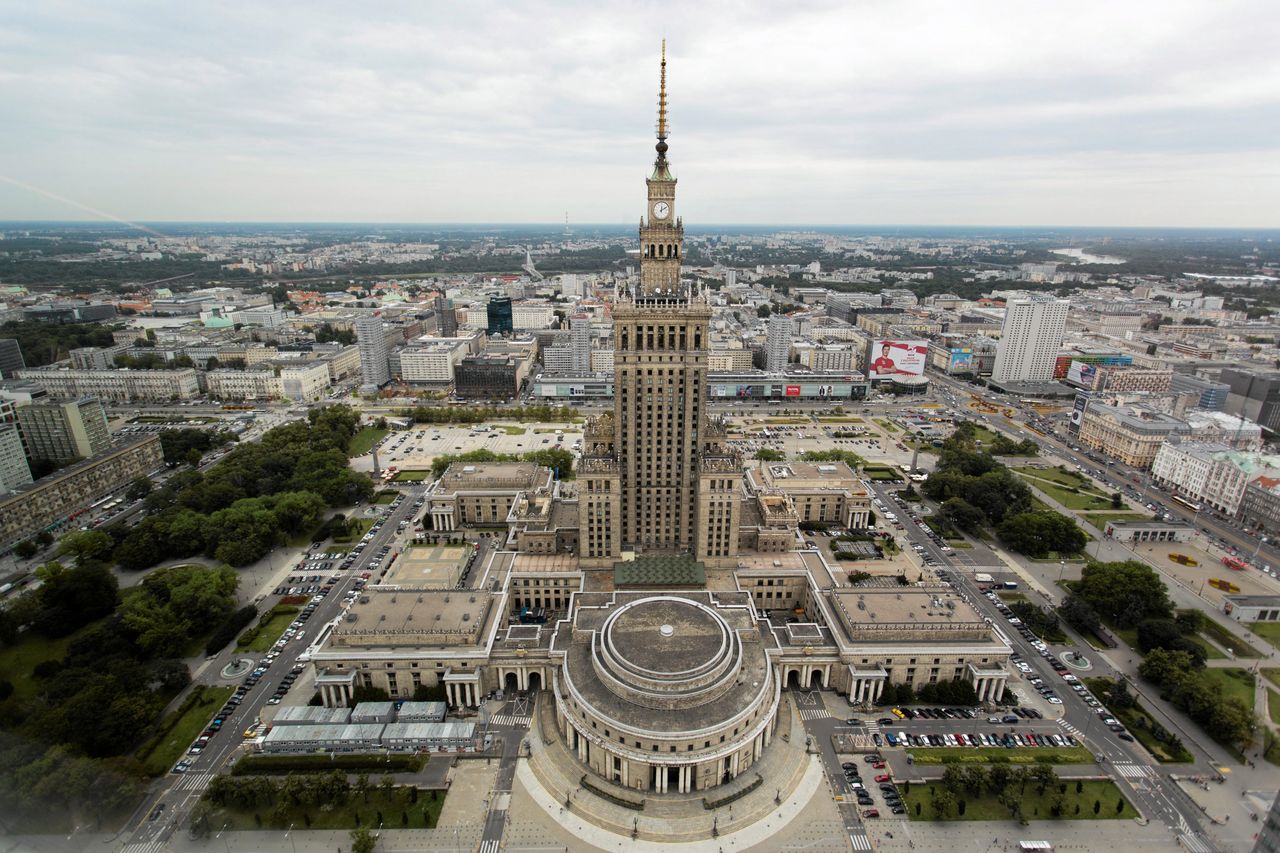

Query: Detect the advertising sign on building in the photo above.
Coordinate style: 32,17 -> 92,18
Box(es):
869,341 -> 928,378
950,349 -> 974,372
785,385 -> 801,397
1066,360 -> 1098,388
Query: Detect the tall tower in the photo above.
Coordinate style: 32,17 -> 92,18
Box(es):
765,313 -> 793,374
354,316 -> 391,393
579,43 -> 740,562
991,297 -> 1069,383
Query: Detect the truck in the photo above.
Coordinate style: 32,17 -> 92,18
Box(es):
974,573 -> 995,584
1222,555 -> 1249,571
1002,581 -> 1019,590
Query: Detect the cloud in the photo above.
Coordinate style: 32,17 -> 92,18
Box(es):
0,0 -> 1276,226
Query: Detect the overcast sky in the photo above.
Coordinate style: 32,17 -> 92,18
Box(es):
1,1 -> 1277,227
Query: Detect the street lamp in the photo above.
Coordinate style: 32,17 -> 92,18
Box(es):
216,821 -> 232,853
285,822 -> 297,853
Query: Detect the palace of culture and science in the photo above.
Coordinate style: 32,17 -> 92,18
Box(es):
308,47 -> 1011,800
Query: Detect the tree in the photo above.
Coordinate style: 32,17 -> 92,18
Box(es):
996,511 -> 1086,558
1136,618 -> 1183,654
1075,560 -> 1173,627
351,827 -> 377,853
13,539 -> 37,559
126,476 -> 153,501
1031,764 -> 1057,796
1110,492 -> 1124,509
756,304 -> 771,318
940,497 -> 986,532
1059,595 -> 1101,635
941,765 -> 966,794
755,448 -> 786,462
1103,678 -> 1135,711
1138,648 -> 1197,687
930,787 -> 956,818
56,530 -> 115,565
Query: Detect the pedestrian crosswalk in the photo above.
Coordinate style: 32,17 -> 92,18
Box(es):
849,832 -> 872,850
1113,763 -> 1152,779
174,771 -> 214,791
1057,719 -> 1083,737
123,840 -> 166,853
489,714 -> 531,728
1179,832 -> 1212,853
799,708 -> 830,721
478,839 -> 500,853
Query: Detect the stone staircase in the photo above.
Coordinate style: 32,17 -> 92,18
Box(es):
525,690 -> 812,843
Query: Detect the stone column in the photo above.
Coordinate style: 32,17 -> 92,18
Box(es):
874,679 -> 884,702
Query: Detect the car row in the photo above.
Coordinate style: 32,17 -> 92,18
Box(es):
884,730 -> 1077,749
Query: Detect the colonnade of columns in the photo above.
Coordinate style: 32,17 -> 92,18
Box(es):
850,676 -> 885,704
973,675 -> 1008,703
568,722 -> 772,794
445,679 -> 479,708
319,681 -> 353,708
430,507 -> 456,531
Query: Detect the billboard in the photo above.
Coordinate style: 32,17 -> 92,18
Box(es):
785,385 -> 801,397
950,348 -> 974,372
869,341 -> 928,378
1066,360 -> 1098,388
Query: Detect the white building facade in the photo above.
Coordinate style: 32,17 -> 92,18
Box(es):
991,298 -> 1069,382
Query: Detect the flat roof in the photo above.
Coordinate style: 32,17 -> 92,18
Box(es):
329,588 -> 495,649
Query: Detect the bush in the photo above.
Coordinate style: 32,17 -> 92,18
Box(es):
206,605 -> 259,656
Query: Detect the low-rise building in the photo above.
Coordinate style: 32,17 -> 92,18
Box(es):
1151,443 -> 1280,515
1239,475 -> 1280,535
1077,401 -> 1190,469
424,462 -> 554,532
1102,520 -> 1194,544
747,461 -> 871,528
1221,594 -> 1280,624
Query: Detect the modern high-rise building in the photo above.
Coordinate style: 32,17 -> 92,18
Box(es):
578,47 -> 740,561
0,338 -> 25,379
354,316 -> 391,392
433,294 -> 457,337
569,314 -> 592,373
1221,368 -> 1280,431
486,297 -> 514,336
991,297 -> 1069,383
765,313 -> 793,374
15,398 -> 111,464
0,424 -> 32,493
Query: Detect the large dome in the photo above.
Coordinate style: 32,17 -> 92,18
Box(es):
594,596 -> 740,710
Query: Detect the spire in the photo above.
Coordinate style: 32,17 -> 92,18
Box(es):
655,39 -> 669,162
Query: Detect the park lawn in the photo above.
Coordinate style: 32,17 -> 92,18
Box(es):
903,779 -> 1134,821
498,425 -> 527,435
873,418 -> 900,432
1263,669 -> 1280,690
373,491 -> 399,504
1269,689 -> 1280,725
1012,465 -> 1096,489
1199,667 -> 1256,708
210,787 -> 445,830
1016,474 -> 1114,510
139,686 -> 234,776
905,747 -> 1093,765
333,517 -> 374,544
0,627 -> 80,702
817,417 -> 864,423
764,417 -> 809,424
1081,512 -> 1149,529
391,469 -> 432,482
1250,622 -> 1280,651
237,606 -> 300,653
1196,617 -> 1262,658
969,425 -> 1001,445
348,426 -> 388,456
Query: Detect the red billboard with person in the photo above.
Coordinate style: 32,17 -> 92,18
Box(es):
869,341 -> 928,378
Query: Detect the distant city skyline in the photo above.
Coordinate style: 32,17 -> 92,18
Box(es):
1,2 -> 1277,228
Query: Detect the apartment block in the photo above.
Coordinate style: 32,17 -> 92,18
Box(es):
17,368 -> 200,402
1077,401 -> 1190,468
16,398 -> 111,463
0,436 -> 163,547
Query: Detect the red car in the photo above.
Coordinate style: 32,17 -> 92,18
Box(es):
874,774 -> 891,783
872,761 -> 886,769
862,808 -> 880,818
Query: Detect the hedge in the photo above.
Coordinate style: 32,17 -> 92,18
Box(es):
205,605 -> 259,656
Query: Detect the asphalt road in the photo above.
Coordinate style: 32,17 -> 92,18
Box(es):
858,479 -> 1221,852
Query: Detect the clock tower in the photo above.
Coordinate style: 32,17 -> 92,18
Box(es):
639,41 -> 683,298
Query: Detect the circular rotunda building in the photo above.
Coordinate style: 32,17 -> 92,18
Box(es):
553,592 -> 779,794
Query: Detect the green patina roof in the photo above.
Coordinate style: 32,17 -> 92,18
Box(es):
614,554 -> 705,588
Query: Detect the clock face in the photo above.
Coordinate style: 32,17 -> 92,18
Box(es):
652,202 -> 670,220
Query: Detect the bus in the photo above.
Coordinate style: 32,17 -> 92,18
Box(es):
1171,495 -> 1202,513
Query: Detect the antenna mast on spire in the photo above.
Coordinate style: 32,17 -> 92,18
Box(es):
655,40 -> 669,162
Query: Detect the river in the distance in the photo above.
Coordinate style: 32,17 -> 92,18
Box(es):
1051,248 -> 1126,264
